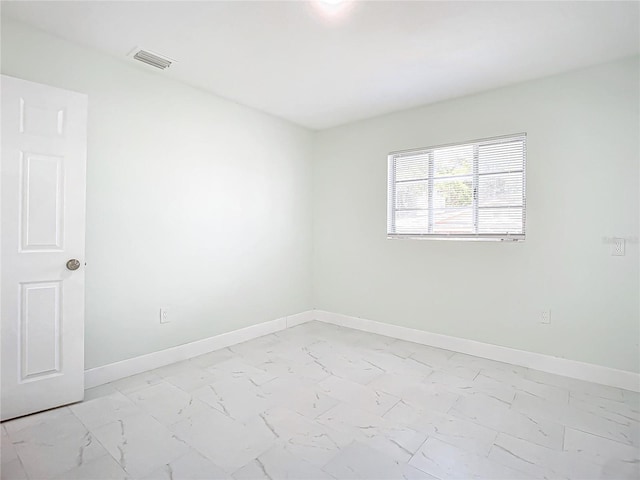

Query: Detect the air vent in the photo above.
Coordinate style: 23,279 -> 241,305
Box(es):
132,49 -> 173,70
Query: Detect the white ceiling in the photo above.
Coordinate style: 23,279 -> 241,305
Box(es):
2,1 -> 639,130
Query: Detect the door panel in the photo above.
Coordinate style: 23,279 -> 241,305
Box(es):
20,280 -> 62,379
1,75 -> 87,421
21,152 -> 65,250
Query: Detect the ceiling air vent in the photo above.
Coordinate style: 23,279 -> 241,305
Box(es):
132,49 -> 173,70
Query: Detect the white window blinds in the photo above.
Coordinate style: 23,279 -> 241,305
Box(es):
387,134 -> 526,240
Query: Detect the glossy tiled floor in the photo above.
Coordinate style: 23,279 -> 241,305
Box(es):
1,321 -> 639,479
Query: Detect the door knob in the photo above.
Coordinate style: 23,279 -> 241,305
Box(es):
66,259 -> 81,271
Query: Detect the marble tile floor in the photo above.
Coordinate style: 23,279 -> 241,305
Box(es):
1,321 -> 638,480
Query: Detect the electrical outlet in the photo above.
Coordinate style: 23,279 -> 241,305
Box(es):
160,308 -> 169,324
612,238 -> 625,256
541,310 -> 551,324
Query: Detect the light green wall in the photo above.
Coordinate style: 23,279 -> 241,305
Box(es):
3,17 -> 638,373
313,56 -> 640,373
1,18 -> 314,369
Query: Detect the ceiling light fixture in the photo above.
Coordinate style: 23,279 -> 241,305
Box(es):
312,0 -> 354,22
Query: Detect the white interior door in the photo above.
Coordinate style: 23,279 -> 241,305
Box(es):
1,75 -> 87,421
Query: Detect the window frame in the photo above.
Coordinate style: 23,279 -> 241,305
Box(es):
387,133 -> 527,241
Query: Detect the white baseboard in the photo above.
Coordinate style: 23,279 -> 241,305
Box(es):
286,311 -> 315,328
84,310 -> 314,389
313,310 -> 640,393
85,308 -> 639,393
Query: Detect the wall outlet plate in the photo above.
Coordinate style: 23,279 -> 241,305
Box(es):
612,238 -> 625,256
541,310 -> 551,324
160,308 -> 169,324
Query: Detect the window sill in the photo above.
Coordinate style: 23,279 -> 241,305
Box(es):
387,234 -> 525,242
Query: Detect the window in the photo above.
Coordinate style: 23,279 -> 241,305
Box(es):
387,133 -> 526,240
